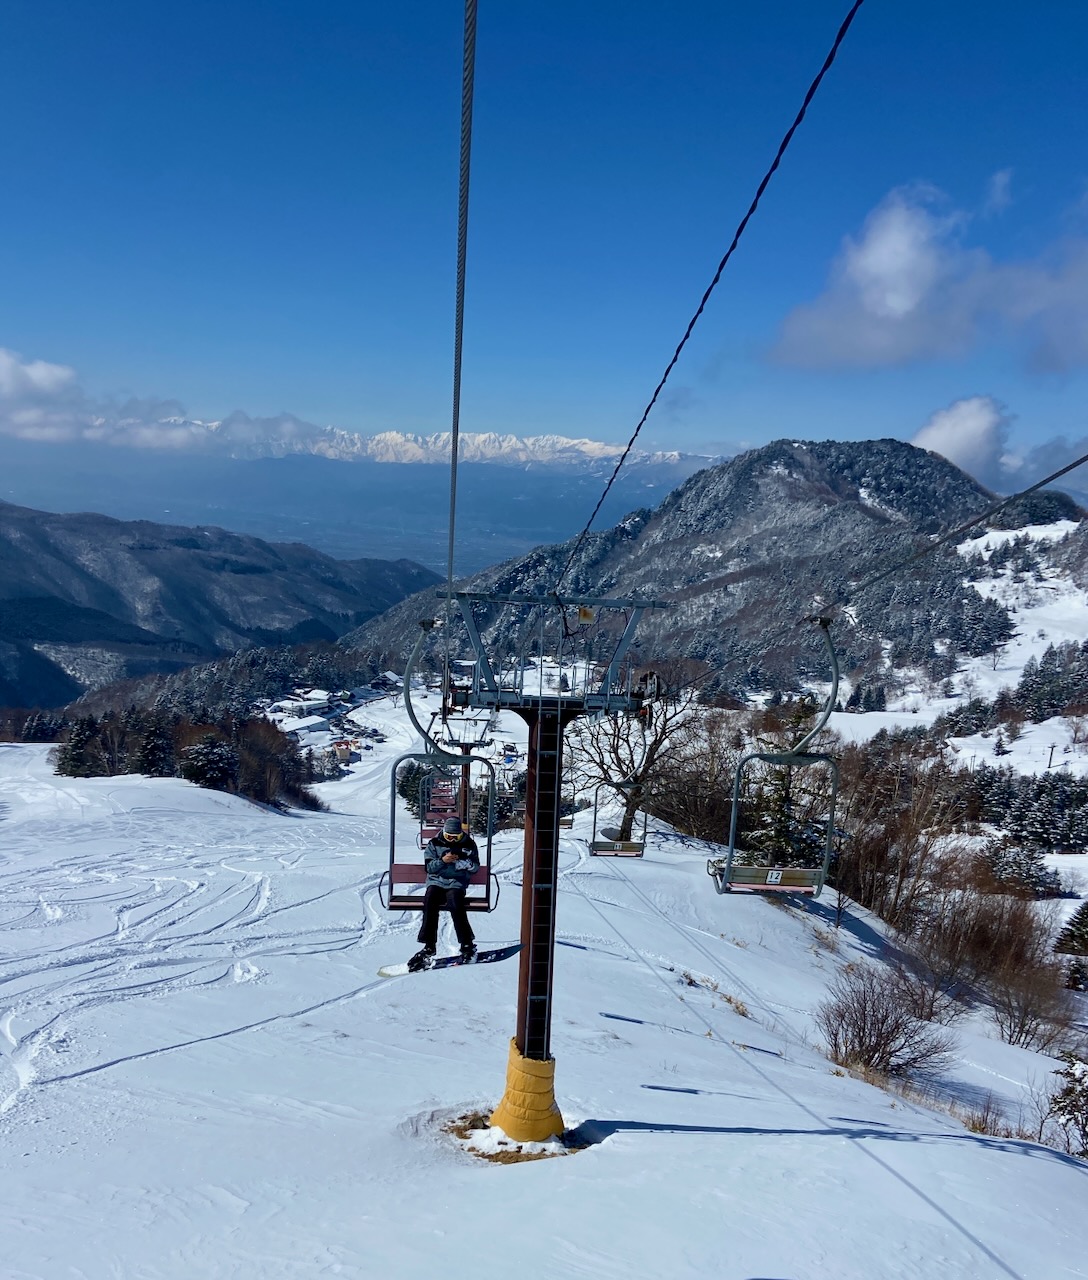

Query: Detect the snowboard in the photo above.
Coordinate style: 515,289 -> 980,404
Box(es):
378,942 -> 521,978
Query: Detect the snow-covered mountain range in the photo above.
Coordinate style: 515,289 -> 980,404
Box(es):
0,427 -> 718,573
348,430 -> 704,470
136,414 -> 717,472
345,437 -> 1085,696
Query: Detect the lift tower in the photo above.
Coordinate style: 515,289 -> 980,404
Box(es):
444,590 -> 666,1140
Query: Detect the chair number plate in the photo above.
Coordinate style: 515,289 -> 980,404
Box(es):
766,869 -> 783,884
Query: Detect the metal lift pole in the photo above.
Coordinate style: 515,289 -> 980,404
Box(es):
443,589 -> 668,1142
512,703 -> 579,1059
459,742 -> 472,826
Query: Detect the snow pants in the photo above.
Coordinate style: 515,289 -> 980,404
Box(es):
417,885 -> 475,949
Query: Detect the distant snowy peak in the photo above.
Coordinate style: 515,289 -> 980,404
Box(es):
350,430 -> 708,470
111,415 -> 718,472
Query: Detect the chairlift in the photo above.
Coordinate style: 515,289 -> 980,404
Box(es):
589,780 -> 647,856
707,618 -> 840,899
418,768 -> 459,848
381,751 -> 500,913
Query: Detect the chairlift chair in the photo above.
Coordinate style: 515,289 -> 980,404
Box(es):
419,769 -> 459,848
589,780 -> 647,856
706,749 -> 839,896
381,751 -> 500,912
707,616 -> 841,899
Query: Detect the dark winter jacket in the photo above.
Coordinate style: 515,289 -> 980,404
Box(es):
424,832 -> 481,890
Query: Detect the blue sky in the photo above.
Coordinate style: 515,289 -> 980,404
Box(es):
2,0 -> 1087,489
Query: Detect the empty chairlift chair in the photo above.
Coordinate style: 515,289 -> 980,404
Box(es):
706,749 -> 838,896
707,618 -> 841,899
589,780 -> 647,857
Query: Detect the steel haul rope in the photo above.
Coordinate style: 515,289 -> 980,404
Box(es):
443,0 -> 479,696
554,0 -> 869,592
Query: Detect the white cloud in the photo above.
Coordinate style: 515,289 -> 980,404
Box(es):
773,185 -> 1088,372
1008,434 -> 1088,501
0,348 -> 77,400
911,396 -> 1015,490
0,348 -> 330,454
841,186 -> 958,320
910,397 -> 1088,502
0,347 -> 91,440
983,169 -> 1013,215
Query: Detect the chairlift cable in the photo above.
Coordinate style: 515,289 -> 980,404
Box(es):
552,0 -> 869,593
443,0 -> 479,709
665,447 -> 1088,700
828,446 -> 1088,614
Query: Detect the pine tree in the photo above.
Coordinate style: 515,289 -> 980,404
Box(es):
395,761 -> 430,818
54,717 -> 105,778
20,713 -> 45,742
133,722 -> 175,777
1049,1053 -> 1088,1158
179,735 -> 238,791
981,841 -> 1062,897
1055,901 -> 1088,955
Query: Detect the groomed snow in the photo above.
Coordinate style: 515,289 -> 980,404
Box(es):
1,697 -> 1085,1280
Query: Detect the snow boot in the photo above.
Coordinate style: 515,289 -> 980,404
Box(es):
459,941 -> 477,963
408,946 -> 435,973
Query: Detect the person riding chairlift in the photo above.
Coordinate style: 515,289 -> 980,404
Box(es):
408,816 -> 480,971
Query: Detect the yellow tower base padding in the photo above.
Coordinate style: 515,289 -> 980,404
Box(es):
489,1038 -> 565,1142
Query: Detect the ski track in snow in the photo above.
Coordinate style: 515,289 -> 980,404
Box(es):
0,755 -> 405,1114
563,855 -> 1034,1280
0,699 -> 1085,1280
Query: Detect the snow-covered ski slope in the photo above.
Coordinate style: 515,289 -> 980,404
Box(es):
1,699 -> 1085,1280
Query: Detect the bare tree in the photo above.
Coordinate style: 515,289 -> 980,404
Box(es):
833,741 -> 961,930
986,961 -> 1075,1051
815,963 -> 957,1077
565,662 -> 714,841
647,708 -> 746,843
906,889 -> 1077,1051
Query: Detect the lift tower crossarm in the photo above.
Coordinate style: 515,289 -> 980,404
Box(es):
600,607 -> 644,698
454,598 -> 499,693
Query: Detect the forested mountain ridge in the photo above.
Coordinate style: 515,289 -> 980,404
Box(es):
0,501 -> 439,707
343,438 -> 1083,695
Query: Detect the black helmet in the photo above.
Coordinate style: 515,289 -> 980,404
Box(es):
443,817 -> 465,838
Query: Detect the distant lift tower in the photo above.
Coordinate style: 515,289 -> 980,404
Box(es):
445,590 -> 667,1141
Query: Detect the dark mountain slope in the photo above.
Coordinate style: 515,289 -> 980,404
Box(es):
0,501 -> 439,706
342,439 -> 1081,693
